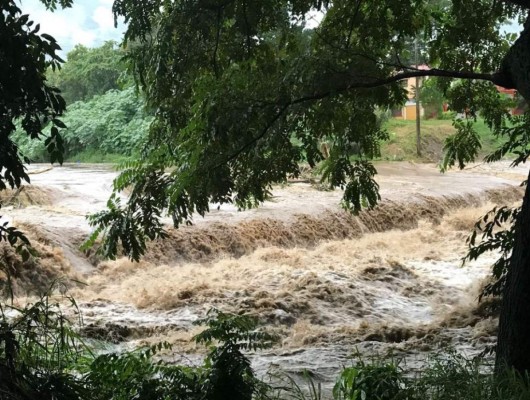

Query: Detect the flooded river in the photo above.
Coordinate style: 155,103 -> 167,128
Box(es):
1,161 -> 527,392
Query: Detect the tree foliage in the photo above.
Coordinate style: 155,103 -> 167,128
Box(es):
11,40 -> 150,162
47,41 -> 128,105
14,87 -> 151,161
460,112 -> 530,300
81,0 -> 526,260
420,78 -> 445,118
0,1 -> 66,185
0,0 -> 70,263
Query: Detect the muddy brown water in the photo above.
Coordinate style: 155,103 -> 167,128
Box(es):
1,161 -> 528,394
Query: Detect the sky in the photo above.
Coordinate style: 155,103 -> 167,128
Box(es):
19,0 -> 126,55
18,1 -> 521,57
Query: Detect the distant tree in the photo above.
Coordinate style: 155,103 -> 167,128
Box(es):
420,78 -> 446,118
13,87 -> 151,161
47,41 -> 127,104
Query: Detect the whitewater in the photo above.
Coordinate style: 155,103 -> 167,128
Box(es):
1,161 -> 527,389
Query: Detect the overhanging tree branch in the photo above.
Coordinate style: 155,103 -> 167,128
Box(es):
217,68 -> 510,168
293,68 -> 511,105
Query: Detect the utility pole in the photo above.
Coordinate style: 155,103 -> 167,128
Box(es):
415,37 -> 421,157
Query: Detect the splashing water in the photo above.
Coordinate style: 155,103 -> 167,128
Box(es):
1,161 -> 526,389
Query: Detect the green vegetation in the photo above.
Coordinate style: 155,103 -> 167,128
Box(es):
47,41 -> 128,105
5,0 -> 530,384
420,79 -> 446,119
381,118 -> 508,162
9,40 -> 152,164
326,352 -> 530,400
0,293 -> 275,400
3,292 -> 530,400
14,87 -> 152,163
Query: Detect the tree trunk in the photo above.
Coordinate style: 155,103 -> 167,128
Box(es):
415,75 -> 421,157
495,16 -> 530,373
496,168 -> 530,373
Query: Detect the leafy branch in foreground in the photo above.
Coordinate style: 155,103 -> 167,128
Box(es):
83,191 -> 168,262
86,310 -> 276,400
194,308 -> 277,352
458,113 -> 530,300
193,309 -> 277,400
0,0 -> 71,292
1,1 -> 67,186
465,205 -> 520,300
441,119 -> 482,172
0,284 -> 91,400
484,113 -> 530,166
332,358 -> 404,400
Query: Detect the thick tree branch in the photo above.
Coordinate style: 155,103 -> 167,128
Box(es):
217,67 -> 510,168
291,68 -> 510,105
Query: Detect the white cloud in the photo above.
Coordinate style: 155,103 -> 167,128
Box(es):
71,28 -> 97,47
93,5 -> 115,33
18,0 -> 125,54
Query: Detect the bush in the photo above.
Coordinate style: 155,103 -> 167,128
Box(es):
332,360 -> 404,400
439,111 -> 457,120
0,286 -> 92,400
273,351 -> 530,400
13,87 -> 152,163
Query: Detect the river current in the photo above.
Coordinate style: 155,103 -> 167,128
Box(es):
1,161 -> 527,392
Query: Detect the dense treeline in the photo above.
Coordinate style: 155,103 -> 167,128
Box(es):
47,41 -> 129,105
13,42 -> 151,162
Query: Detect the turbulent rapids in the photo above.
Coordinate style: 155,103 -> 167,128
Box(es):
1,161 -> 527,386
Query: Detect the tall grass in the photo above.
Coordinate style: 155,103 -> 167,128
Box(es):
381,118 -> 508,162
274,351 -> 530,400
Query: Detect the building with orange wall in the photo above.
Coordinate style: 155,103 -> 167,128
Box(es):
393,65 -> 430,121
